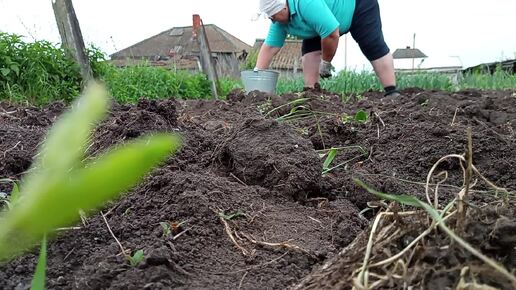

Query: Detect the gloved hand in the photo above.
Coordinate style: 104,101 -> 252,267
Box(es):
319,60 -> 334,78
383,86 -> 401,97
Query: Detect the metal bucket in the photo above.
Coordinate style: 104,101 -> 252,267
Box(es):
241,70 -> 279,94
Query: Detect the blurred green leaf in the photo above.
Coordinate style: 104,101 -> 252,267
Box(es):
0,83 -> 182,262
30,235 -> 47,290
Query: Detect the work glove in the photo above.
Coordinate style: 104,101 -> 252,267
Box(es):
319,60 -> 334,78
383,86 -> 401,98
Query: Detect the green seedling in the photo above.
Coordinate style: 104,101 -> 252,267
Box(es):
341,110 -> 369,124
322,148 -> 338,173
160,222 -> 172,237
0,179 -> 19,210
127,249 -> 145,267
219,210 -> 246,221
0,82 -> 182,288
354,110 -> 368,123
317,146 -> 368,174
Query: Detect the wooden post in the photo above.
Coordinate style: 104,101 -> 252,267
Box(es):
412,33 -> 416,72
193,14 -> 219,99
52,0 -> 93,84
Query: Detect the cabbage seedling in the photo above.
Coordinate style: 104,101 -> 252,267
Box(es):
128,249 -> 145,267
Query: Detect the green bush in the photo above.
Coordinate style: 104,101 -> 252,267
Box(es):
0,32 -> 82,104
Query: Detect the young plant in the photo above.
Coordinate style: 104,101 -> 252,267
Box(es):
321,148 -> 338,173
0,179 -> 19,210
218,210 -> 246,221
128,249 -> 145,267
354,110 -> 368,123
318,146 -> 368,174
341,110 -> 369,124
160,222 -> 172,237
0,82 -> 181,276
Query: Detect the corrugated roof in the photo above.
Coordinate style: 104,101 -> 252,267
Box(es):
253,39 -> 302,70
110,24 -> 251,59
392,48 -> 428,59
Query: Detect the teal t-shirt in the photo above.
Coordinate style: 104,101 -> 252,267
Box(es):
265,0 -> 356,47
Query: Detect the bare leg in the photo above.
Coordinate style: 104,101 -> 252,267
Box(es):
371,53 -> 396,88
302,51 -> 321,88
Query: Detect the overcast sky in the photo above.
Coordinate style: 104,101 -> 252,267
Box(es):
1,0 -> 515,72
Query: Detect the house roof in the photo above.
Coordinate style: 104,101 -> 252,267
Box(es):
110,24 -> 251,59
392,47 -> 428,59
253,39 -> 303,71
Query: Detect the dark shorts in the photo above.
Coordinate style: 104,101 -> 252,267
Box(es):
301,0 -> 389,61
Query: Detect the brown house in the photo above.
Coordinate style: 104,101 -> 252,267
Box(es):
110,24 -> 251,78
252,39 -> 303,77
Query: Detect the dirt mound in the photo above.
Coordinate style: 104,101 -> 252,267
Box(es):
1,88 -> 515,289
216,117 -> 322,200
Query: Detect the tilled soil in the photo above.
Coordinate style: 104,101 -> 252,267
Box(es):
0,87 -> 515,289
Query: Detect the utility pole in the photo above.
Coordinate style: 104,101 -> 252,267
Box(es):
52,0 -> 92,84
412,33 -> 416,72
192,14 -> 219,99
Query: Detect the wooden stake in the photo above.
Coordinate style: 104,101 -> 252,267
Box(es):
193,14 -> 219,99
52,0 -> 93,84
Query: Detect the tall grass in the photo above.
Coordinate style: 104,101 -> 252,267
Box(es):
460,68 -> 516,90
99,64 -> 212,103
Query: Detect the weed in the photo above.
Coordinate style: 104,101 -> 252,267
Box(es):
341,110 -> 369,124
219,210 -> 246,221
354,110 -> 368,123
322,148 -> 338,173
160,222 -> 172,237
0,178 -> 19,210
318,146 -> 368,174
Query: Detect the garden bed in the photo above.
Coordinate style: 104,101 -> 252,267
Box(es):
1,87 -> 515,289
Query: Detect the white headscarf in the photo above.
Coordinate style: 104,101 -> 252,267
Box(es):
259,0 -> 286,18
